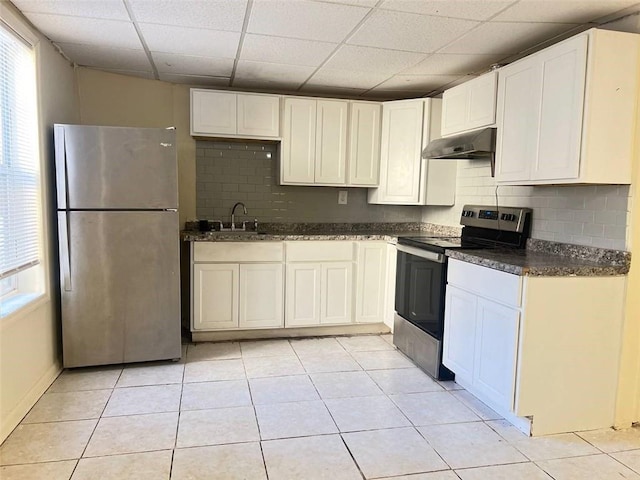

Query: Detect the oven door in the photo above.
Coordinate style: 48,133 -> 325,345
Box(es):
395,244 -> 447,339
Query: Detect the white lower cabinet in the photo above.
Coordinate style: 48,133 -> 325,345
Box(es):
473,298 -> 520,411
443,286 -> 477,386
444,286 -> 519,411
285,259 -> 353,327
355,242 -> 387,324
286,263 -> 321,327
193,264 -> 239,331
192,241 -> 387,332
239,264 -> 284,329
191,243 -> 284,331
444,258 -> 627,436
320,262 -> 353,325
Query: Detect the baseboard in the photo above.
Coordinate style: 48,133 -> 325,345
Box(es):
192,323 -> 391,342
1,361 -> 62,443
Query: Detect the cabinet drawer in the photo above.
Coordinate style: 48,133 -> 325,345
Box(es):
447,258 -> 522,307
286,241 -> 354,262
193,242 -> 284,262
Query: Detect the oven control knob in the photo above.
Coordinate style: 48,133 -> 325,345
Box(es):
501,213 -> 517,221
462,210 -> 474,217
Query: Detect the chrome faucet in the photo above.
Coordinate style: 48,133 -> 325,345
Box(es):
231,202 -> 247,230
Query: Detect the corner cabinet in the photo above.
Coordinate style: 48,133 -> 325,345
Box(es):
191,89 -> 281,139
443,258 -> 626,436
368,98 -> 456,206
280,98 -> 381,187
441,71 -> 497,137
495,28 -> 640,185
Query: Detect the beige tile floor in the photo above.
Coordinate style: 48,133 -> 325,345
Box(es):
1,334 -> 640,479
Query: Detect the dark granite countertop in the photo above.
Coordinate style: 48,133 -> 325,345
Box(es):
446,239 -> 630,277
181,222 -> 461,242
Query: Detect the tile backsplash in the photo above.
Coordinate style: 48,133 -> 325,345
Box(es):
423,160 -> 631,250
195,141 -> 423,224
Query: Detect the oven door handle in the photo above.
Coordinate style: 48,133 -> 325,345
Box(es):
396,244 -> 445,263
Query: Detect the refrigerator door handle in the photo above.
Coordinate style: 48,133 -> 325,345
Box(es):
58,212 -> 72,291
54,125 -> 68,209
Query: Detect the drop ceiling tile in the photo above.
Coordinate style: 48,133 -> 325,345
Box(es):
348,9 -> 479,53
12,0 -> 129,20
248,0 -> 370,42
56,43 -> 150,71
439,21 -> 577,55
241,34 -> 337,67
158,73 -> 231,86
232,79 -> 303,93
324,45 -> 426,74
234,60 -> 316,87
320,0 -> 379,7
493,0 -> 638,23
380,0 -> 515,21
23,13 -> 141,49
362,89 -> 424,100
307,68 -> 391,90
98,68 -> 156,80
299,85 -> 368,98
128,0 -> 248,32
376,74 -> 461,91
139,23 -> 240,58
404,53 -> 505,75
152,52 -> 234,76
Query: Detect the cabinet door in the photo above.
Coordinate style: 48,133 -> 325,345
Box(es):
474,298 -> 520,411
281,98 -> 316,184
443,285 -> 477,385
239,264 -> 284,329
349,102 -> 381,186
355,243 -> 386,323
193,263 -> 239,330
495,58 -> 541,182
321,262 -> 353,325
373,99 -> 425,204
441,84 -> 468,136
532,35 -> 587,181
467,71 -> 498,131
285,263 -> 321,327
191,90 -> 236,136
237,94 -> 280,137
315,100 -> 348,184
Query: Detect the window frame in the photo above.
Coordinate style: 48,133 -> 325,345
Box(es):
0,4 -> 49,320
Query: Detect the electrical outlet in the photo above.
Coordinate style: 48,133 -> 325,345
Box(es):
338,190 -> 348,205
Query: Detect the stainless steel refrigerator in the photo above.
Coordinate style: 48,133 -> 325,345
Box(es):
54,124 -> 181,368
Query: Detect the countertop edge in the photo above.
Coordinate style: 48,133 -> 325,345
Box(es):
445,249 -> 629,277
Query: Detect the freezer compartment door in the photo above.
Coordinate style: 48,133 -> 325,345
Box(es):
60,211 -> 181,367
55,124 -> 178,209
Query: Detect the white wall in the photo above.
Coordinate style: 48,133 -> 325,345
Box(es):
423,160 -> 631,251
0,2 -> 80,442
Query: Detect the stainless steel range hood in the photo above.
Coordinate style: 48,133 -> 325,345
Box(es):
422,127 -> 497,176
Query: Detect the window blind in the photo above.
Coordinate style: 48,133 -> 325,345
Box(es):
0,22 -> 40,280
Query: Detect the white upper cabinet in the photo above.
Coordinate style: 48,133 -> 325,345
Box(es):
496,29 -> 640,185
315,100 -> 348,185
368,98 -> 456,206
441,71 -> 497,137
237,94 -> 280,137
191,89 -> 280,138
348,102 -> 381,186
281,98 -> 381,187
281,98 -> 317,184
281,97 -> 348,186
191,90 -> 236,136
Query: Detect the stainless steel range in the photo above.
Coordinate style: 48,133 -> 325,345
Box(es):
393,204 -> 532,380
